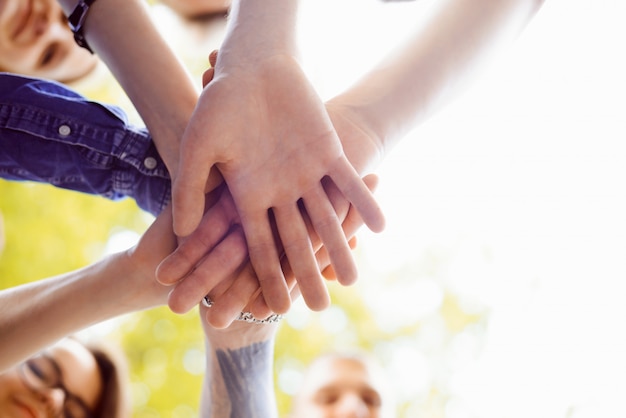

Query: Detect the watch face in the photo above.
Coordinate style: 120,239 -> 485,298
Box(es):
68,0 -> 96,53
68,2 -> 87,29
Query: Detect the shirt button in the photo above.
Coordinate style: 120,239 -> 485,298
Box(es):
58,124 -> 71,136
144,157 -> 157,170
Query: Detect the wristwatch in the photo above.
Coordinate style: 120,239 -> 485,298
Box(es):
68,0 -> 98,53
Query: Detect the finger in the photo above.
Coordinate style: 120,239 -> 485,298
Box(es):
208,49 -> 218,67
172,150 -> 216,237
241,211 -> 291,314
203,166 -> 225,194
289,285 -> 302,305
362,173 -> 380,195
204,264 -> 262,329
201,51 -> 218,97
156,188 -> 234,285
248,251 -> 294,319
167,226 -> 248,314
337,202 -> 366,249
321,236 -> 358,280
303,185 -> 357,286
320,176 -> 350,222
249,176 -> 377,315
253,281 -> 301,321
301,175 -> 371,283
273,203 -> 330,311
248,282 -> 302,321
296,176 -> 375,285
173,84 -> 229,237
330,157 -> 386,233
202,67 -> 215,88
341,174 -> 379,239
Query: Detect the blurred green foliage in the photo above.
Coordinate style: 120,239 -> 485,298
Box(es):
0,180 -> 148,286
0,5 -> 489,415
0,178 -> 486,417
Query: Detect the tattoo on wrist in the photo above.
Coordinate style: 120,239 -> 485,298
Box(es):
215,340 -> 278,418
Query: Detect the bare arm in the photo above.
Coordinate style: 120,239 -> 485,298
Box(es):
200,310 -> 279,418
149,0 -> 543,325
56,0 -> 199,178
0,207 -> 178,372
172,0 -> 385,314
53,0 -> 265,321
329,0 -> 545,169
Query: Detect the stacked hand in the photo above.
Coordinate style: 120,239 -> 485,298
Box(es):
158,50 -> 385,324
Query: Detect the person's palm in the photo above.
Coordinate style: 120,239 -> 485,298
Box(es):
173,54 -> 384,313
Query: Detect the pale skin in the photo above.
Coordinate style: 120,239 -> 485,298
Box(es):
0,0 -> 547,413
0,188 -> 291,367
159,0 -> 544,325
56,0 -> 199,177
200,319 -> 395,418
169,0 -> 543,319
0,0 -> 98,82
172,0 -> 386,314
0,213 -> 382,418
2,193 -> 363,416
289,355 -> 393,418
8,2 -> 538,316
161,175 -> 375,327
0,203 -> 277,417
0,339 -> 102,418
0,0 -> 223,83
160,55 -> 373,324
0,205 -> 177,371
0,204 -> 282,417
56,0 -> 380,316
156,51 -> 378,326
0,178 -> 368,371
157,58 -> 371,325
200,309 -> 279,418
53,0 -> 543,326
54,0 -> 540,324
0,210 -> 379,418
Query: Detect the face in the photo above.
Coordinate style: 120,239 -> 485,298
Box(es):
0,339 -> 102,418
0,0 -> 98,82
292,357 -> 387,418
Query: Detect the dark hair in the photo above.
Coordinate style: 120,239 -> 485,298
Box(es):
85,342 -> 132,418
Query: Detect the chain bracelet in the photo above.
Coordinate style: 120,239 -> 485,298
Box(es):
236,311 -> 284,324
202,295 -> 283,324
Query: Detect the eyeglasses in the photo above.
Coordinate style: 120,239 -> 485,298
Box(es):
18,354 -> 95,418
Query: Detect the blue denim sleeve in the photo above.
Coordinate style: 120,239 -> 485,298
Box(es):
0,73 -> 171,216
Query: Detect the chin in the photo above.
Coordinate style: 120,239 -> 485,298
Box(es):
58,54 -> 100,84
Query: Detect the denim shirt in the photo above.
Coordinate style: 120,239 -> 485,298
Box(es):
0,73 -> 170,216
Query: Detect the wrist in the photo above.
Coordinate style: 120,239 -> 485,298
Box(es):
325,99 -> 386,174
117,249 -> 170,311
201,311 -> 279,350
217,0 -> 299,67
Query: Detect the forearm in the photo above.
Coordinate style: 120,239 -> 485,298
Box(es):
0,252 -> 168,372
200,318 -> 279,418
57,0 -> 199,176
216,0 -> 300,69
332,0 -> 544,154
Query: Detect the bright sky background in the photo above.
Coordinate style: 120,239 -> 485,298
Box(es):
293,0 -> 626,417
104,1 -> 626,416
